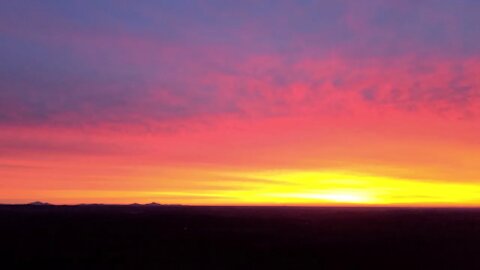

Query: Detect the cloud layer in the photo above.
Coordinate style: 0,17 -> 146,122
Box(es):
1,1 -> 479,204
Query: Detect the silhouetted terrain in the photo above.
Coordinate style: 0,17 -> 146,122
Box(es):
1,205 -> 480,269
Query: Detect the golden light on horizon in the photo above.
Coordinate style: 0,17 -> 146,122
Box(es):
144,170 -> 480,206
6,168 -> 480,206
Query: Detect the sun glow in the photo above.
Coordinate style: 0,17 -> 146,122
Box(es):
232,171 -> 480,204
8,168 -> 480,206
280,192 -> 376,204
163,170 -> 480,206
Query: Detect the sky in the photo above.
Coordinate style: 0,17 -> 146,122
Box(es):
1,0 -> 480,206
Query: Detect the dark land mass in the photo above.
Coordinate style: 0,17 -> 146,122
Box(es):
1,205 -> 480,269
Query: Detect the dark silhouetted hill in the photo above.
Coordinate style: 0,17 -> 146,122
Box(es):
27,201 -> 51,206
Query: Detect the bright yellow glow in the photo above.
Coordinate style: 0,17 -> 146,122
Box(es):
275,191 -> 375,204
146,170 -> 480,206
8,169 -> 480,206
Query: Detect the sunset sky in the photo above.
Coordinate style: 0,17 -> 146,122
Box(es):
1,0 -> 480,206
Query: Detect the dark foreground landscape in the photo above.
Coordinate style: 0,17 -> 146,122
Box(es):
2,205 -> 480,269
